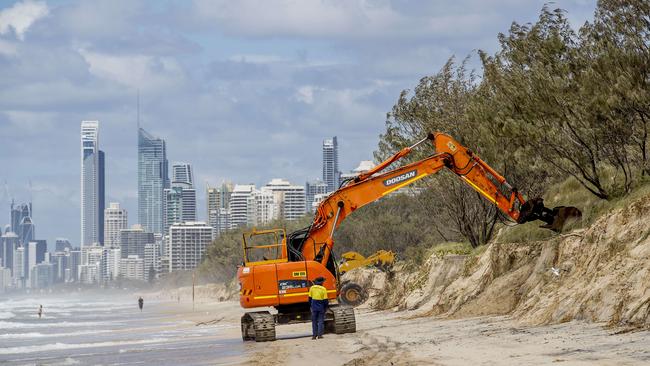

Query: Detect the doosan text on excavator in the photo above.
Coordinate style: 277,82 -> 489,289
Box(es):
237,132 -> 582,342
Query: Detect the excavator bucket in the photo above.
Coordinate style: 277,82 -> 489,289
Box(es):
517,198 -> 582,232
540,206 -> 583,232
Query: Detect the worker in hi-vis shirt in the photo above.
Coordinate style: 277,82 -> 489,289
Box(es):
308,276 -> 328,339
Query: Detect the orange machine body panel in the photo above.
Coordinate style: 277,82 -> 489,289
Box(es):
238,260 -> 337,308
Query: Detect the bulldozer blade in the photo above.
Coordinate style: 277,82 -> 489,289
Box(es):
540,206 -> 582,232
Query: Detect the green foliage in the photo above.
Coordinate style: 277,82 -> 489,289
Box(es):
378,58 -> 507,247
334,188 -> 453,258
377,0 -> 650,247
477,2 -> 650,199
432,242 -> 473,257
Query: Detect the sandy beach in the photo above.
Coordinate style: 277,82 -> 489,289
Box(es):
2,293 -> 649,365
187,301 -> 650,366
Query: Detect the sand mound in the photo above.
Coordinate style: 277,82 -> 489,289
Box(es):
354,194 -> 650,327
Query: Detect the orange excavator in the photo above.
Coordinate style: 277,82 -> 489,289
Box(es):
238,132 -> 581,341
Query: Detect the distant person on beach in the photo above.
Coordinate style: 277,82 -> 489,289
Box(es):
138,297 -> 144,312
308,276 -> 328,340
38,305 -> 43,318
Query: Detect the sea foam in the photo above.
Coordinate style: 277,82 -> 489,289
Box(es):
0,320 -> 112,329
0,311 -> 15,319
0,329 -> 111,339
0,338 -> 168,355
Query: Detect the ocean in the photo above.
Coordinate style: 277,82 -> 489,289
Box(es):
0,293 -> 245,365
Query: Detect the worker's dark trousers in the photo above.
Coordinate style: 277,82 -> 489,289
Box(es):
311,309 -> 325,336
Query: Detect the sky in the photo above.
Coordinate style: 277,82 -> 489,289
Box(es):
0,0 -> 597,249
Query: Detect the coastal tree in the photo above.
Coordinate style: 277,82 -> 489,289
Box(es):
377,58 -> 505,247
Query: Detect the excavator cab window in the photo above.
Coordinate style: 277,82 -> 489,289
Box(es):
241,229 -> 288,266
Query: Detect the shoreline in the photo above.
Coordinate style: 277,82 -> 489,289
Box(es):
159,300 -> 650,365
2,294 -> 649,365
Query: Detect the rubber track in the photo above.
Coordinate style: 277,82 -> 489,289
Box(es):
332,306 -> 356,334
250,312 -> 276,342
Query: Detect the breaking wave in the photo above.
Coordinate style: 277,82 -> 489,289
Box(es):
0,338 -> 169,355
0,329 -> 111,339
0,320 -> 112,329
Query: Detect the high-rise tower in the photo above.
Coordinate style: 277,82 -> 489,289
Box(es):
206,182 -> 233,234
10,201 -> 31,235
171,162 -> 193,186
81,121 -> 105,247
104,202 -> 128,249
163,182 -> 196,234
322,136 -> 340,192
305,179 -> 328,213
11,201 -> 34,246
262,179 -> 306,221
138,128 -> 169,235
98,150 -> 105,245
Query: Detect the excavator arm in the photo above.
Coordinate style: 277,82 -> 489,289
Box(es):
301,132 -> 581,265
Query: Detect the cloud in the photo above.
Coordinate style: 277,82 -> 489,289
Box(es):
0,38 -> 16,55
0,0 -> 48,40
188,0 -> 513,41
78,48 -> 187,92
0,110 -> 55,135
294,85 -> 316,104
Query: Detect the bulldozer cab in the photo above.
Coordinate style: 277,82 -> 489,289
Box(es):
242,228 -> 288,266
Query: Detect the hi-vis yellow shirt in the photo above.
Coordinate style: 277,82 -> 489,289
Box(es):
308,284 -> 328,300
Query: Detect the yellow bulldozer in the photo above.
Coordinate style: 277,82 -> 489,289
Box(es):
337,250 -> 395,306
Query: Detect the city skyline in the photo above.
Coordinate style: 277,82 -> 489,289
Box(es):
3,121 -> 359,249
0,0 -> 597,247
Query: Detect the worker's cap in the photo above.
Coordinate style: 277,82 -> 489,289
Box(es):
313,276 -> 325,285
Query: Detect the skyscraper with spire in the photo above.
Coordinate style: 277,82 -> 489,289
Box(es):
81,121 -> 105,247
138,128 -> 169,235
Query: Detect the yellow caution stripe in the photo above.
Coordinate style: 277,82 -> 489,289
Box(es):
253,289 -> 338,299
284,290 -> 337,296
461,176 -> 496,204
282,292 -> 308,297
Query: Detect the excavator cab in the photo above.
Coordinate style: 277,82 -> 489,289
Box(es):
241,229 -> 288,266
